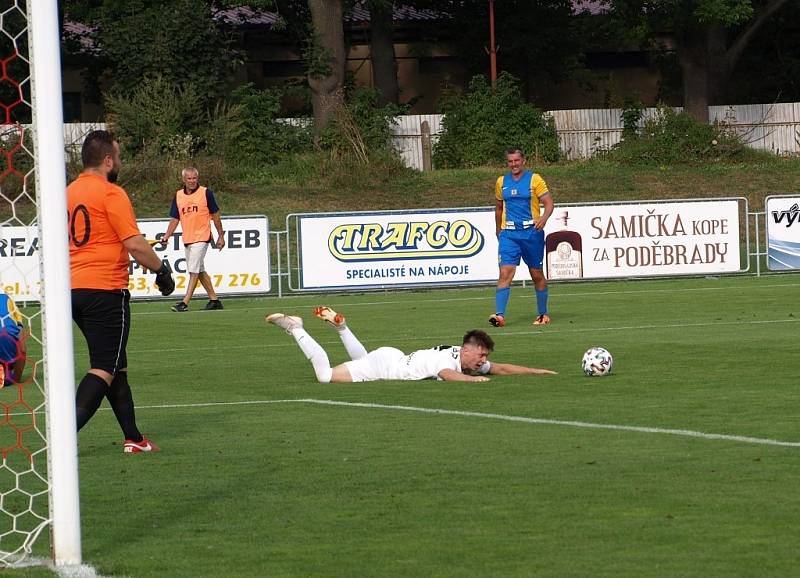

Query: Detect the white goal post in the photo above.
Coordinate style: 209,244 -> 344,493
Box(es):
29,0 -> 82,566
0,0 -> 81,568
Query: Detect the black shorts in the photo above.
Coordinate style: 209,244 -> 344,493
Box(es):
71,289 -> 131,374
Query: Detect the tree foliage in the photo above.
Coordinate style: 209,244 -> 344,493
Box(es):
62,0 -> 241,106
603,0 -> 794,120
405,0 -> 589,102
599,105 -> 763,164
718,7 -> 800,103
319,86 -> 406,159
434,72 -> 559,168
228,84 -> 312,164
104,75 -> 244,159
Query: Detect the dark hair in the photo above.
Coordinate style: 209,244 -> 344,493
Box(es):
462,329 -> 495,351
505,147 -> 525,158
81,130 -> 117,168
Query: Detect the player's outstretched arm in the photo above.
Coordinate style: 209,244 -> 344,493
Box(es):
124,234 -> 164,272
160,217 -> 180,246
211,212 -> 225,249
123,235 -> 175,295
488,362 -> 557,375
438,368 -> 490,382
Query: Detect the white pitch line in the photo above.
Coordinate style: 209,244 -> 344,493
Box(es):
128,398 -> 800,448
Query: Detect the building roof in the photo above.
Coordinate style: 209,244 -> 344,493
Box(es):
66,1 -> 608,48
214,3 -> 441,27
215,1 -> 605,27
212,6 -> 281,26
344,4 -> 441,23
572,0 -> 607,15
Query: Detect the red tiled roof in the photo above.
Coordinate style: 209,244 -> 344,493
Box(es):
214,3 -> 441,27
571,0 -> 607,15
344,4 -> 441,22
213,6 -> 282,26
68,1 -> 607,43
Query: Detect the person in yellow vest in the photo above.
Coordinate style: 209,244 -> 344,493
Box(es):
160,167 -> 225,312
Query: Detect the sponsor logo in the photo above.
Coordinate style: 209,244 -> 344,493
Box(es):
328,220 -> 484,262
771,203 -> 800,227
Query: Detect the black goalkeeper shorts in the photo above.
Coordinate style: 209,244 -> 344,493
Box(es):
71,289 -> 131,375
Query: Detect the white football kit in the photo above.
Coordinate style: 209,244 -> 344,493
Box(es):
344,345 -> 491,382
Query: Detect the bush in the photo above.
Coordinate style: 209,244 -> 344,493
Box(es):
228,85 -> 404,167
105,75 -> 245,160
620,99 -> 644,142
228,84 -> 313,164
434,72 -> 560,168
319,87 -> 407,164
602,105 -> 767,165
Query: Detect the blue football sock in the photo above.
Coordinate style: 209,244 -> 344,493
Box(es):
495,287 -> 511,316
535,288 -> 549,315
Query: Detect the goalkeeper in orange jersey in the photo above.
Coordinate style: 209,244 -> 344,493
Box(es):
68,130 -> 175,453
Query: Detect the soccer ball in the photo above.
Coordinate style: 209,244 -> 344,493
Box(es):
582,347 -> 613,376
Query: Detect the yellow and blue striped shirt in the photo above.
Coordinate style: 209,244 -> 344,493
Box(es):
495,170 -> 549,229
0,294 -> 22,340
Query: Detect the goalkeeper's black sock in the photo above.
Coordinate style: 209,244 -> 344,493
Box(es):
107,371 -> 143,442
75,373 -> 108,431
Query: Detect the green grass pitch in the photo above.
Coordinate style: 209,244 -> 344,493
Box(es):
11,274 -> 800,577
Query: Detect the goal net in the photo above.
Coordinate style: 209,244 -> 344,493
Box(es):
1,0 -> 81,568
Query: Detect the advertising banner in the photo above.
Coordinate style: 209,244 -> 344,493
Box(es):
543,199 -> 743,279
0,215 -> 270,300
0,225 -> 40,300
297,209 -> 497,289
765,195 -> 800,270
295,199 -> 743,290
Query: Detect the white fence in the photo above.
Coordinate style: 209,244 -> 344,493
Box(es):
0,121 -> 104,157
708,103 -> 800,156
551,103 -> 800,160
22,102 -> 800,170
391,114 -> 442,170
62,122 -> 105,146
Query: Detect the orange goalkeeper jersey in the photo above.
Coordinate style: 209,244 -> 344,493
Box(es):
67,172 -> 141,290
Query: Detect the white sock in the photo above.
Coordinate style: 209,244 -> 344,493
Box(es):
337,326 -> 368,360
290,328 -> 333,383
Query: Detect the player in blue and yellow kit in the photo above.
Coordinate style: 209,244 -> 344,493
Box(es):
0,293 -> 27,388
489,148 -> 554,327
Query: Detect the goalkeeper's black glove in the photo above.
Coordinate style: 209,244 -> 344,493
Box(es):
154,262 -> 175,296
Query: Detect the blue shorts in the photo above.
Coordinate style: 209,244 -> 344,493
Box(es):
498,228 -> 545,269
0,331 -> 21,384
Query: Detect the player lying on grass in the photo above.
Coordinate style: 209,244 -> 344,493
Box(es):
267,306 -> 557,383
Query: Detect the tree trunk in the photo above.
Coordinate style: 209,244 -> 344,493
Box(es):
676,24 -> 709,122
720,0 -> 793,100
368,1 -> 399,106
707,24 -> 728,106
677,0 -> 793,122
307,0 -> 346,136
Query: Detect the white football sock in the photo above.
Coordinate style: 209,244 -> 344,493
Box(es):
290,328 -> 333,383
338,326 -> 368,360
